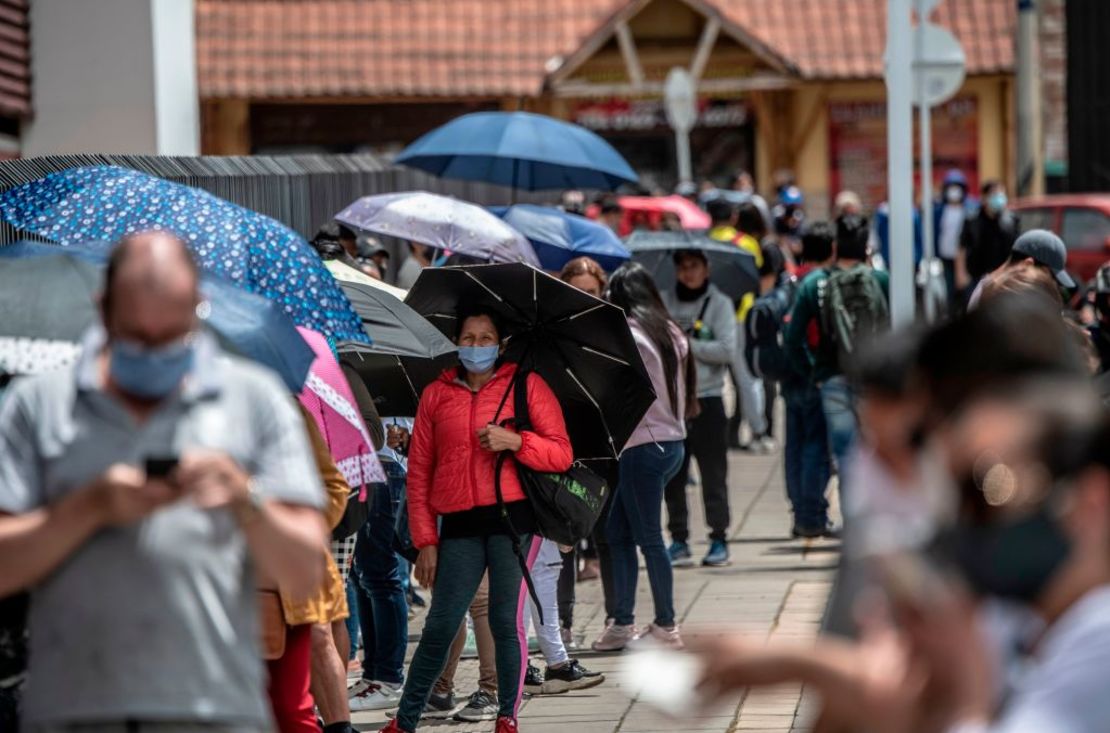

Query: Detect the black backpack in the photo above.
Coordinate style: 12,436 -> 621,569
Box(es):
492,369 -> 609,623
745,276 -> 797,381
818,265 -> 890,369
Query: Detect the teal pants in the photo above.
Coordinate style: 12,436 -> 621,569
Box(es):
394,533 -> 539,731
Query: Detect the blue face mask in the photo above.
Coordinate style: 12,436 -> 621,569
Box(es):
457,345 -> 500,374
109,337 -> 195,399
987,192 -> 1008,213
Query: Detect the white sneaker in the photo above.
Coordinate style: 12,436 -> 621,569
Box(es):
631,623 -> 685,651
591,623 -> 636,652
349,679 -> 402,711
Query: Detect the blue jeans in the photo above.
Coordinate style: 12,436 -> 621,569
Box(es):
820,375 -> 858,490
345,575 -> 360,660
608,441 -> 685,628
395,533 -> 539,731
784,381 -> 831,528
352,460 -> 408,685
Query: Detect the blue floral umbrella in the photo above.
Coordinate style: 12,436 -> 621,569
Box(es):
0,166 -> 367,343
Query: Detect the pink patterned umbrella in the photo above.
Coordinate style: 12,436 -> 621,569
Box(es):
296,327 -> 386,496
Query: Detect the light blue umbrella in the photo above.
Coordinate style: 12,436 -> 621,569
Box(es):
0,165 -> 367,344
0,240 -> 315,390
490,204 -> 630,272
395,111 -> 638,191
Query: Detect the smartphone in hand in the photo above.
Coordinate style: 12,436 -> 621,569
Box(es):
144,456 -> 180,480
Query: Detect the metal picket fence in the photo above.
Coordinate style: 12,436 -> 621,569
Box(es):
0,153 -> 551,245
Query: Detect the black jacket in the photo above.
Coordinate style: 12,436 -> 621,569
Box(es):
962,210 -> 1018,282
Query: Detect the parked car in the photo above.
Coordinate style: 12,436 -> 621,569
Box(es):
1013,194 -> 1110,283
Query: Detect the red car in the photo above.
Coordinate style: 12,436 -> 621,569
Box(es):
1013,194 -> 1110,284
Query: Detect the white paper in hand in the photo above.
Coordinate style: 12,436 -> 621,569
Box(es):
620,643 -> 706,717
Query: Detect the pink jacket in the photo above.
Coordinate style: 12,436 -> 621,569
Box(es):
623,318 -> 689,451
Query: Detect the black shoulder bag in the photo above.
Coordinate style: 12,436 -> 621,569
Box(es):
491,368 -> 610,623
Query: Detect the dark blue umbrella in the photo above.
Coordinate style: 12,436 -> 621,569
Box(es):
395,111 -> 638,191
0,166 -> 366,344
489,204 -> 630,272
0,242 -> 314,390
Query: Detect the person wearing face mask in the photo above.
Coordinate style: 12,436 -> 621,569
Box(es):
898,386 -> 1110,733
661,250 -> 737,568
956,179 -> 1018,297
933,169 -> 974,303
379,308 -> 572,733
0,232 -> 328,733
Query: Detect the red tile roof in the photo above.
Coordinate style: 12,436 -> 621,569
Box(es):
196,0 -> 627,99
716,0 -> 1015,80
196,0 -> 1015,99
0,0 -> 30,116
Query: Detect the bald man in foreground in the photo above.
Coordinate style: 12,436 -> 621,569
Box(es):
0,232 -> 328,732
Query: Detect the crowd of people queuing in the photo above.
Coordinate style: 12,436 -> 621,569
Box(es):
1,164 -> 1110,733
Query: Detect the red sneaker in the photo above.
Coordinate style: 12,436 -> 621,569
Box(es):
496,716 -> 519,733
378,720 -> 411,733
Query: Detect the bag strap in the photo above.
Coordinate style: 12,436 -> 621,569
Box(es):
493,446 -> 544,625
490,365 -> 543,623
696,293 -> 712,324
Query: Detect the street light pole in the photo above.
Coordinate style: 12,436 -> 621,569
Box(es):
917,0 -> 936,322
887,0 -> 916,327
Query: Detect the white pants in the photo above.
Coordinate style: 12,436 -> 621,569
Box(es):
733,322 -> 767,436
523,538 -> 569,667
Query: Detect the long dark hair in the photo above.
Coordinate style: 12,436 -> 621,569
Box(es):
606,262 -> 693,419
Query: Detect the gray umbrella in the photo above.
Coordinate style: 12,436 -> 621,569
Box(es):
335,279 -> 457,417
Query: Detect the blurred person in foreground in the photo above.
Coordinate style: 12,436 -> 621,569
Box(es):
0,232 -> 327,732
662,250 -> 738,568
692,378 -> 1110,733
692,300 -> 1104,732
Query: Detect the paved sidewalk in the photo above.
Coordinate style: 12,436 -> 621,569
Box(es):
352,446 -> 839,733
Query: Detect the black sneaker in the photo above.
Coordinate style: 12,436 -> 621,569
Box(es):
454,690 -> 499,722
541,659 -> 605,694
421,690 -> 458,719
795,522 -> 841,539
523,663 -> 545,694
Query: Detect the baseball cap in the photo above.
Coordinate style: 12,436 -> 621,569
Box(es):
1012,229 -> 1075,289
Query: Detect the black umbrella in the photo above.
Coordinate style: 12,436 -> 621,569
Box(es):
405,263 -> 656,460
625,230 -> 761,301
334,279 -> 458,418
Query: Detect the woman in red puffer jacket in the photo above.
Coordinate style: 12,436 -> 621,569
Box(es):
380,308 -> 572,733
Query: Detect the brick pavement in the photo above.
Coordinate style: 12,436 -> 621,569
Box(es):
352,446 -> 839,733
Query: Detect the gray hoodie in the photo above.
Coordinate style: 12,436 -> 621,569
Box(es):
661,283 -> 737,398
